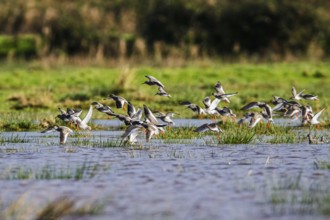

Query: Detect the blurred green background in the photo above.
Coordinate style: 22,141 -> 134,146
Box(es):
0,0 -> 330,61
0,0 -> 329,130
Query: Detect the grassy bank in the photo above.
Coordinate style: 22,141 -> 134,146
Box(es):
0,61 -> 329,130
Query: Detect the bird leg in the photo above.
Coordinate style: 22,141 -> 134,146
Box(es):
160,130 -> 165,138
217,132 -> 221,142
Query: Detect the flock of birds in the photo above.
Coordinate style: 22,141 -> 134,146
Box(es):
41,75 -> 326,145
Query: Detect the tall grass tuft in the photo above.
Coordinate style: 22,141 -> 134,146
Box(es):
219,127 -> 255,144
159,127 -> 200,140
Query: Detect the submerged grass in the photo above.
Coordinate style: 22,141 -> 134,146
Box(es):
2,161 -> 110,180
314,160 -> 330,170
267,133 -> 298,144
267,170 -> 330,216
158,127 -> 201,140
71,137 -> 124,148
0,134 -> 29,145
269,185 -> 330,216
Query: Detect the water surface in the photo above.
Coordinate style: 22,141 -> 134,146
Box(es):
0,119 -> 329,220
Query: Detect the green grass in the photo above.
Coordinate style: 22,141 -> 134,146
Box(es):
0,61 -> 329,131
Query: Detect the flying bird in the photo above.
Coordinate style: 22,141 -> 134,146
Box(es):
212,81 -> 238,103
107,94 -> 128,109
241,101 -> 273,127
155,86 -> 171,98
180,101 -> 206,118
143,75 -> 165,88
194,122 -> 223,141
74,105 -> 93,130
41,125 -> 73,144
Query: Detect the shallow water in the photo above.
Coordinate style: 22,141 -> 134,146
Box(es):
0,119 -> 329,220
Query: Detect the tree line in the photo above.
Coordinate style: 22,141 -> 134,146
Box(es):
0,0 -> 329,60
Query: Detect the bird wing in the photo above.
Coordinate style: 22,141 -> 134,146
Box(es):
132,108 -> 143,120
143,105 -> 158,124
249,114 -> 263,128
291,87 -> 297,97
297,89 -> 305,96
58,108 -> 66,114
158,86 -> 166,93
311,108 -> 325,124
157,86 -> 171,97
194,123 -> 209,132
145,75 -> 165,88
197,106 -> 206,115
121,125 -> 142,139
180,101 -> 193,106
237,117 -> 249,125
114,100 -> 122,108
145,124 -> 158,142
60,132 -> 69,144
223,92 -> 238,97
127,102 -> 136,117
82,105 -> 93,125
203,97 -> 211,108
302,94 -> 318,100
209,98 -> 221,111
206,123 -> 221,133
41,126 -> 57,133
273,103 -> 284,111
214,81 -> 225,94
241,102 -> 260,111
261,104 -> 272,118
